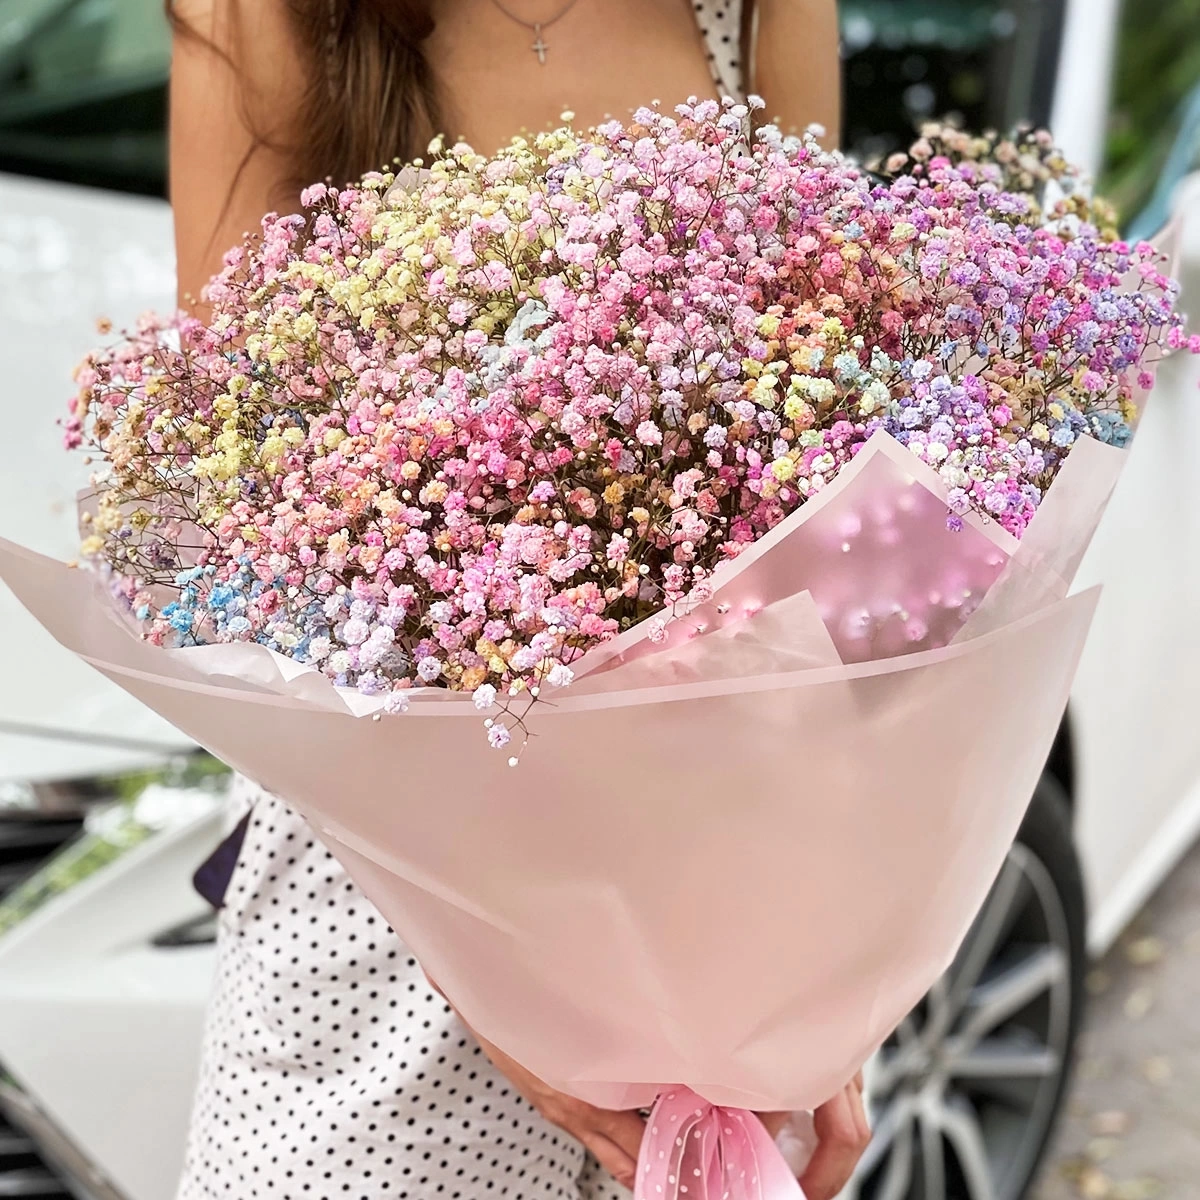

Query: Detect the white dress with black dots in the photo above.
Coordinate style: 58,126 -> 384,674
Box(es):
177,11 -> 745,1199
692,0 -> 747,101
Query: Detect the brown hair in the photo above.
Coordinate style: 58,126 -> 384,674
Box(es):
167,0 -> 441,192
169,0 -> 759,192
288,0 -> 441,186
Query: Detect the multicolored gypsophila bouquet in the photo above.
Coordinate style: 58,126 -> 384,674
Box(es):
65,98 -> 1196,747
879,121 -> 1121,239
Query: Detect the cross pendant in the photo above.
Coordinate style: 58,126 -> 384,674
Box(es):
531,23 -> 548,64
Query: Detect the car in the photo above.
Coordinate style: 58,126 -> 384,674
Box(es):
0,3 -> 1198,1200
0,0 -> 184,790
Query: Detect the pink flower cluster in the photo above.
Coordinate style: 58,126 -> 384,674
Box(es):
68,99 -> 1195,724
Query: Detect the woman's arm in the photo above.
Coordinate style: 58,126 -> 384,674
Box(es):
752,0 -> 842,146
169,0 -> 306,309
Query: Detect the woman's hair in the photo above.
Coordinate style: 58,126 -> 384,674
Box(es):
167,0 -> 441,191
168,0 -> 759,193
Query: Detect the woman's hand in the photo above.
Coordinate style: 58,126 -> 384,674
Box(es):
423,973 -> 644,1189
429,970 -> 869,1195
472,1028 -> 646,1191
799,1072 -> 872,1200
471,1043 -> 869,1198
757,1072 -> 870,1198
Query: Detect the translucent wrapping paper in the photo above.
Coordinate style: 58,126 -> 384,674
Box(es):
0,429 -> 1117,1128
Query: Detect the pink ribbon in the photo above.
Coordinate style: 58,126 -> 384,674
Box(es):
634,1088 -> 806,1200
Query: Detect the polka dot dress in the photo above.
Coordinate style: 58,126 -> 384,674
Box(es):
177,785 -> 630,1200
177,15 -> 747,1200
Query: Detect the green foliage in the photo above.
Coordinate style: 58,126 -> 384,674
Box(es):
0,808 -> 156,940
0,754 -> 230,941
1102,0 -> 1200,221
108,751 -> 231,802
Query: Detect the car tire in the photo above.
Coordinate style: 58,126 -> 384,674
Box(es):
847,772 -> 1087,1200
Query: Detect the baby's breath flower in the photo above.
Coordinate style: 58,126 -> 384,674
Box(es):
69,98 -> 1192,707
770,457 -> 797,483
546,664 -> 574,688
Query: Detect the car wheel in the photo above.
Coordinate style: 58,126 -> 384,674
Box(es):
847,773 -> 1086,1200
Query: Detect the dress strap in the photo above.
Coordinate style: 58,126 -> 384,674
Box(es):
742,0 -> 759,99
693,0 -> 750,102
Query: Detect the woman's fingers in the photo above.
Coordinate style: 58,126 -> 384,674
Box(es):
520,1094 -> 643,1187
547,1102 -> 643,1189
578,1108 -> 646,1190
469,1006 -> 868,1198
800,1082 -> 872,1200
755,1111 -> 792,1139
600,1106 -> 650,1166
470,1024 -> 645,1190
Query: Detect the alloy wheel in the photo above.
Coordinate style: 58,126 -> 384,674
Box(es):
845,839 -> 1077,1200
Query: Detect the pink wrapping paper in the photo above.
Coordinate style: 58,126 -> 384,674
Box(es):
0,428 -> 1104,1119
578,433 -> 1019,676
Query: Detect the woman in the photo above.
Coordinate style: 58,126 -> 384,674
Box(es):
169,3 -> 864,1197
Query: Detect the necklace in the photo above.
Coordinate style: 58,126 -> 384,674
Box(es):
489,0 -> 583,65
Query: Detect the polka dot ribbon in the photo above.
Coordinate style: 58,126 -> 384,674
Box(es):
634,1088 -> 806,1200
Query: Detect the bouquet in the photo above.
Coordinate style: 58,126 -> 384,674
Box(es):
4,99 -> 1196,1199
877,120 -> 1120,236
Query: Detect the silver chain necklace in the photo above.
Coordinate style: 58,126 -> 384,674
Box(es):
489,0 -> 583,65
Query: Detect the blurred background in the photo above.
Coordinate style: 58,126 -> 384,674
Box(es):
0,2 -> 1198,1199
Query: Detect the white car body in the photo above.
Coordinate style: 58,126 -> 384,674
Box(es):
0,174 -> 189,782
0,806 -> 221,1200
0,1 -> 1198,1197
1071,199 -> 1200,953
1050,0 -> 1200,952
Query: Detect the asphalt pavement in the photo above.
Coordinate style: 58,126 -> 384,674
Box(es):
1031,837 -> 1200,1199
